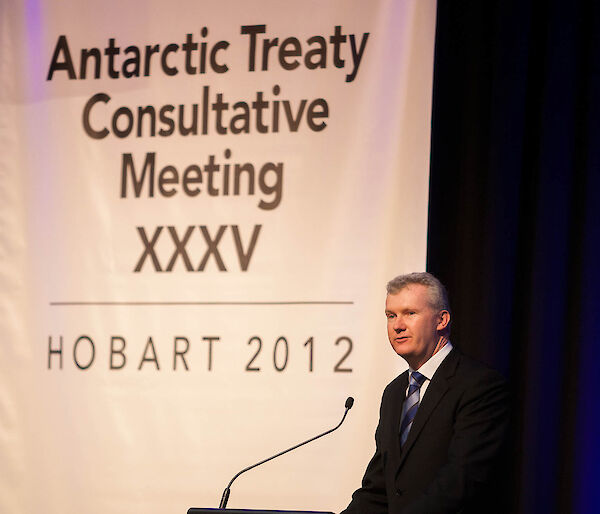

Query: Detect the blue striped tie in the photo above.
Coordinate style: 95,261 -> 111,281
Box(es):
399,371 -> 426,447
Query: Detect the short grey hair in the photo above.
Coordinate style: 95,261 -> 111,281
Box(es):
386,272 -> 450,313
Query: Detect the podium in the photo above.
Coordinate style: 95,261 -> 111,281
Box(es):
187,507 -> 333,514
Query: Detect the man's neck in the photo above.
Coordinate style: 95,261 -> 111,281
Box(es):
410,335 -> 449,370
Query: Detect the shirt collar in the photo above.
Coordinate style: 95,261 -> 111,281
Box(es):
410,341 -> 453,381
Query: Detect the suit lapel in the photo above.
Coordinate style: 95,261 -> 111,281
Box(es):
397,349 -> 460,470
389,371 -> 409,464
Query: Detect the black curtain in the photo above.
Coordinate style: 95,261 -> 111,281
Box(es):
427,0 -> 600,512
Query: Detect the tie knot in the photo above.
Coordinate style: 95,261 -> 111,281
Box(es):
410,371 -> 426,387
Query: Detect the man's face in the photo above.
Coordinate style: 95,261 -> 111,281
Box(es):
385,284 -> 446,369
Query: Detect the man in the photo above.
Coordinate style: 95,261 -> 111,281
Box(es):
342,272 -> 509,513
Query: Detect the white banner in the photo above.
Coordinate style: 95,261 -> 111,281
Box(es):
0,1 -> 436,512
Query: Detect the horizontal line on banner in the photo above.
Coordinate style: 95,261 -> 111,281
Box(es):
49,301 -> 354,306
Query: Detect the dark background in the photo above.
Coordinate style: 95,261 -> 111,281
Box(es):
426,0 -> 600,512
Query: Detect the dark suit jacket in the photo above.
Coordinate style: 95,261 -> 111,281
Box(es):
341,349 -> 509,514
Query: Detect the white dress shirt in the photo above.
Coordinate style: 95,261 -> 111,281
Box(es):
404,341 -> 453,401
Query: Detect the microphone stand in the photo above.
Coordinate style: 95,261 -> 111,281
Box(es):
218,397 -> 354,509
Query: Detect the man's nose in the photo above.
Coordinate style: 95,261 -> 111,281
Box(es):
393,318 -> 406,332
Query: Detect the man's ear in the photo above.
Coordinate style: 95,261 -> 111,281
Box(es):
437,310 -> 450,331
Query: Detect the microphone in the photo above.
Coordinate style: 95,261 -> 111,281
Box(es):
218,396 -> 355,509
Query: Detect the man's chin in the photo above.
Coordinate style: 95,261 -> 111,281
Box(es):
391,343 -> 412,357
